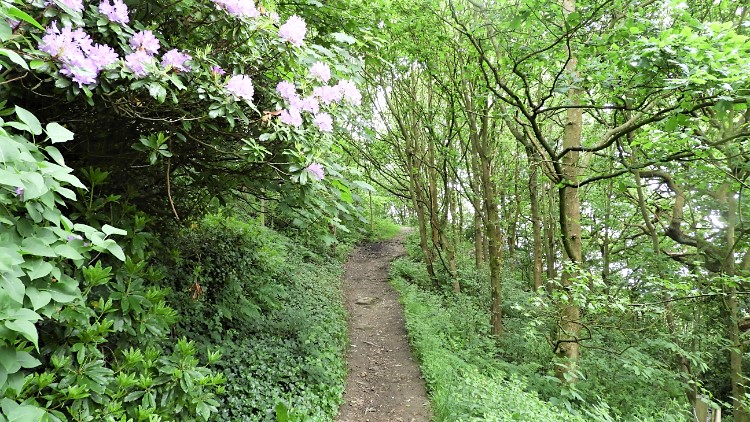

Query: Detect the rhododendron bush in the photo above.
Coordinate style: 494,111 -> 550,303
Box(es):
0,0 -> 368,419
12,0 -> 366,228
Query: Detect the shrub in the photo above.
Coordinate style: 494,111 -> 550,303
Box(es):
162,213 -> 348,421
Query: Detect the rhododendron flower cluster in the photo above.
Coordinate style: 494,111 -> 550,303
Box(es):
278,15 -> 306,46
299,96 -> 319,114
130,30 -> 160,55
39,24 -> 118,87
279,108 -> 302,127
211,0 -> 260,18
309,62 -> 331,83
306,163 -> 325,180
161,49 -> 191,72
276,81 -> 297,100
313,85 -> 343,104
124,30 -> 162,77
313,112 -> 333,132
54,0 -> 84,12
98,0 -> 129,24
337,79 -> 362,105
226,74 -> 255,100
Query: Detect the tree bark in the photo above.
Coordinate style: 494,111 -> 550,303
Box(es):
528,148 -> 543,291
555,0 -> 583,383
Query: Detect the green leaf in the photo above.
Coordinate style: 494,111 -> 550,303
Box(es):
53,244 -> 84,260
5,319 -> 38,349
44,146 -> 66,166
20,238 -> 55,258
45,123 -> 74,144
331,32 -> 357,45
102,224 -> 127,236
0,21 -> 11,43
25,287 -> 52,310
24,260 -> 54,281
14,107 -> 42,135
6,7 -> 45,30
16,351 -> 41,369
0,49 -> 28,70
0,273 -> 25,304
104,240 -> 125,261
4,402 -> 45,422
0,137 -> 20,163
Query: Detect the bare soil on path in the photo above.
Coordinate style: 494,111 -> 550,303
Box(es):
337,231 -> 432,422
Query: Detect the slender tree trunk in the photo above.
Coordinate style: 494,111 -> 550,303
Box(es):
528,148 -> 543,291
634,168 -> 698,412
723,185 -> 748,422
462,83 -> 503,337
544,187 -> 557,283
555,0 -> 583,383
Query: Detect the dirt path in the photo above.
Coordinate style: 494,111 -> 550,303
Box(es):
337,231 -> 432,422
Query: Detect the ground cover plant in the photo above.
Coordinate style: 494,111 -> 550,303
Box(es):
390,233 -> 691,421
159,212 -> 349,421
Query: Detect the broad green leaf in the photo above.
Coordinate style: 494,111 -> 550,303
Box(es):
104,240 -> 125,261
25,287 -> 52,310
0,21 -> 11,42
20,238 -> 55,258
0,273 -> 25,304
16,351 -> 41,369
45,123 -> 74,144
23,259 -> 54,280
0,49 -> 27,70
14,107 -> 42,135
53,244 -> 83,260
5,319 -> 38,349
102,224 -> 127,236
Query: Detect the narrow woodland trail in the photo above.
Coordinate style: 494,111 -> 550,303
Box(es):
337,230 -> 432,422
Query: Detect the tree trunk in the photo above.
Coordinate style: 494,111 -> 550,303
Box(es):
555,0 -> 583,383
528,148 -> 543,291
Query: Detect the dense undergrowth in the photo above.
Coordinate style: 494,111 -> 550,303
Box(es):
159,212 -> 353,421
391,232 -> 689,422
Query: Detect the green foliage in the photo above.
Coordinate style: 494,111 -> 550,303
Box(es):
390,262 -> 586,422
162,214 -> 348,421
0,100 -> 222,419
366,217 -> 401,241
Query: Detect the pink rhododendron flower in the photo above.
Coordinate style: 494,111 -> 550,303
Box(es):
309,62 -> 331,83
212,0 -> 260,18
306,163 -> 325,180
278,15 -> 306,47
226,74 -> 254,100
300,96 -> 319,114
129,30 -> 160,55
313,85 -> 343,104
99,0 -> 129,24
336,79 -> 362,105
39,24 -> 117,86
161,49 -> 191,72
313,112 -> 333,132
279,107 -> 303,127
124,50 -> 154,77
288,93 -> 304,109
276,80 -> 297,100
